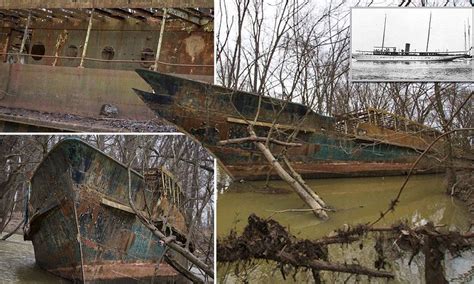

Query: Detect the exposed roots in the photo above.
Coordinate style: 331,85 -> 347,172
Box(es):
217,214 -> 394,279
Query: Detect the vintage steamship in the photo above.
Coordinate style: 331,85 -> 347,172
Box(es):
352,13 -> 472,62
133,70 -> 444,181
24,138 -> 189,282
0,1 -> 213,131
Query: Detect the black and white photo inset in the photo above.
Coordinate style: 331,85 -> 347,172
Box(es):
350,7 -> 473,82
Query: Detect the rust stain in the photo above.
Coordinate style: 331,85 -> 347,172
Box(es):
184,35 -> 205,63
25,139 -> 190,282
133,71 -> 447,181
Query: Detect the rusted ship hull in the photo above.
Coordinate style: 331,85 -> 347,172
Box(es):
0,6 -> 213,131
133,70 -> 442,181
24,139 -> 182,282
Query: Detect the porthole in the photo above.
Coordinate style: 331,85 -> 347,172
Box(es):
140,48 -> 155,67
101,46 -> 115,60
65,45 -> 78,58
31,43 -> 45,61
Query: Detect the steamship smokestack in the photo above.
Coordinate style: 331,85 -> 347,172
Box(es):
405,43 -> 410,54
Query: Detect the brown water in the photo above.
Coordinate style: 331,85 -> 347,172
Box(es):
218,174 -> 471,239
0,175 -> 471,283
217,174 -> 472,283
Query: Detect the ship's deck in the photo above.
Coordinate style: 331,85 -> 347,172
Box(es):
0,105 -> 175,132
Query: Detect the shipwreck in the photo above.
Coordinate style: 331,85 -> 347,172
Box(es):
24,139 -> 189,282
134,70 -> 445,181
0,1 -> 213,132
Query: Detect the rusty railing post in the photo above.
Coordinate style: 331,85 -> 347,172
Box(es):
79,8 -> 94,68
18,10 -> 32,63
2,30 -> 11,63
153,8 -> 168,71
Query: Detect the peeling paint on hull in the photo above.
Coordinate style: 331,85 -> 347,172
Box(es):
133,70 -> 443,180
24,139 -> 183,282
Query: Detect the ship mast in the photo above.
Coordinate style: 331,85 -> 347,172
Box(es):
381,13 -> 387,50
425,12 -> 432,52
468,18 -> 471,53
464,22 -> 467,51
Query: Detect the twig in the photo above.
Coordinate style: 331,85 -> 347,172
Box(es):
126,161 -> 214,279
1,219 -> 24,241
368,80 -> 472,228
369,127 -> 474,227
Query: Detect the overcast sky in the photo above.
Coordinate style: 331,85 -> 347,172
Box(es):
351,8 -> 472,52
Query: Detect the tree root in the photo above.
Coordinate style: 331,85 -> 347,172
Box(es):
217,214 -> 394,279
218,214 -> 474,281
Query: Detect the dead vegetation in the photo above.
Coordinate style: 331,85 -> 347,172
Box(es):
218,214 -> 473,282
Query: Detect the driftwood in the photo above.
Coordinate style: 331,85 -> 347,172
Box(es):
248,127 -> 329,219
218,214 -> 394,279
218,214 -> 474,281
220,125 -> 329,219
281,155 -> 328,208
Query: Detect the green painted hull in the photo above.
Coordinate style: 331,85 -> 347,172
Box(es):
25,139 -> 178,282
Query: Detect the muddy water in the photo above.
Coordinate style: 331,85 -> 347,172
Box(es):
0,233 -> 67,283
217,174 -> 472,283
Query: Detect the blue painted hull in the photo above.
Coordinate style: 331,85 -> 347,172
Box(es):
25,139 -> 180,282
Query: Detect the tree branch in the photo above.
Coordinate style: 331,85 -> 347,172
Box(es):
218,136 -> 302,147
126,163 -> 214,279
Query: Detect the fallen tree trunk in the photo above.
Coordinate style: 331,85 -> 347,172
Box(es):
164,254 -> 205,284
247,127 -> 329,219
282,155 -> 328,208
126,166 -> 214,279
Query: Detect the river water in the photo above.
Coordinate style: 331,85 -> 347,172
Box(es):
0,234 -> 67,283
0,175 -> 471,283
351,59 -> 473,82
217,174 -> 472,283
